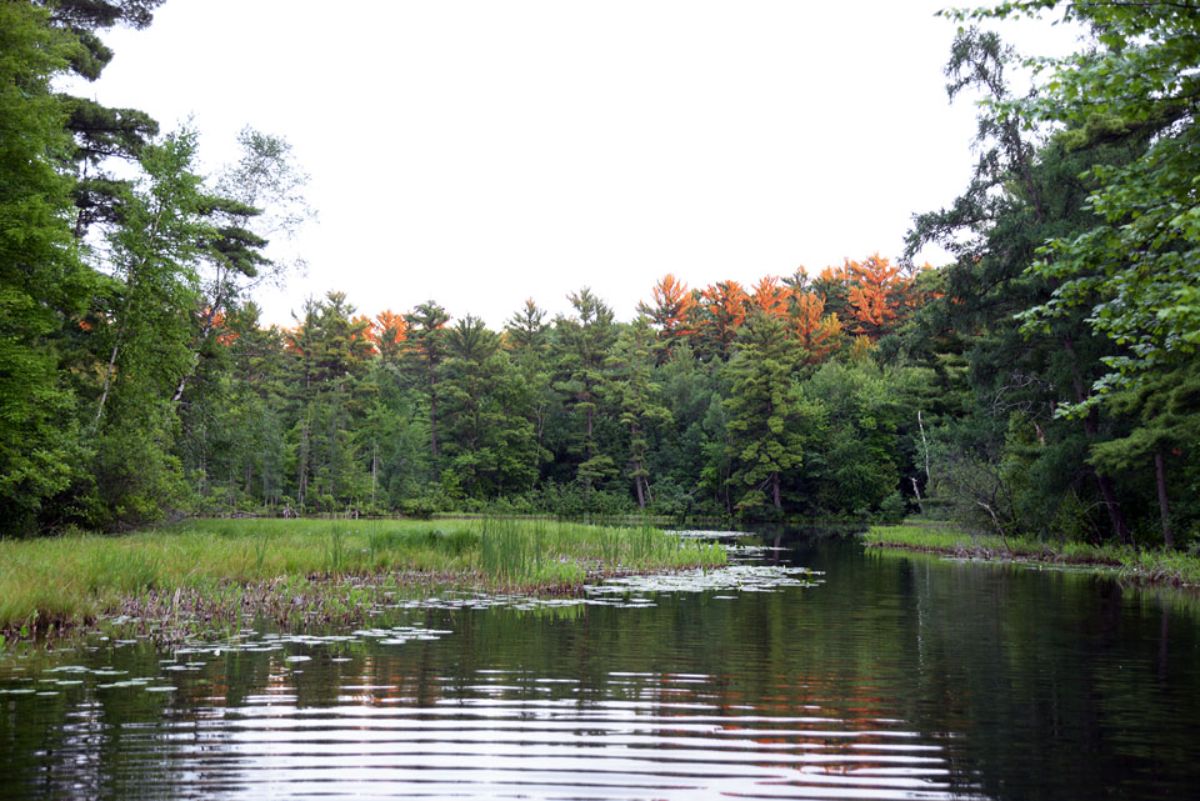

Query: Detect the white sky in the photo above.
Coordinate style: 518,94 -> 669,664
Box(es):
78,0 -> 1081,329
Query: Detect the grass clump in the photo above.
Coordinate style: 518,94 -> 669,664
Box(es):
864,524 -> 1200,587
477,517 -> 723,589
0,516 -> 725,640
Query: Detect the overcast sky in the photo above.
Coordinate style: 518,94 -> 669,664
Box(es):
79,0 -> 1080,328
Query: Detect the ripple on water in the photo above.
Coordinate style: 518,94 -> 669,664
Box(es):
0,563 -> 974,801
127,675 -> 982,801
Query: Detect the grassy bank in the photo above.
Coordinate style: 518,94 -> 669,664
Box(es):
864,524 -> 1200,587
0,518 -> 725,642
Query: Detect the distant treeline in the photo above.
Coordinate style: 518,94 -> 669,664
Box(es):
1,1 -> 1196,547
167,263 -> 934,523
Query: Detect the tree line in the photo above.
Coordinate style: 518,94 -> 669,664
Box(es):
173,261 -> 932,523
1,0 -> 1196,547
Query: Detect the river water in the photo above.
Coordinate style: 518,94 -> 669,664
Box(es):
1,532 -> 1197,800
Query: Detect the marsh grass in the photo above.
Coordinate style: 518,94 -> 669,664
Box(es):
0,517 -> 725,639
865,525 -> 1200,587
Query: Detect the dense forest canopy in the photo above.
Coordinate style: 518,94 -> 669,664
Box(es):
1,0 -> 1197,548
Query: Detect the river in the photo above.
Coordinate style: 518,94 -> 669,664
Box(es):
1,531 -> 1197,800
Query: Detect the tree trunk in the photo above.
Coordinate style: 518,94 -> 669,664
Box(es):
910,476 -> 925,515
634,469 -> 646,509
94,341 -> 120,427
917,409 -> 931,483
1093,470 -> 1132,545
1155,449 -> 1174,549
429,387 -> 439,458
772,471 -> 782,510
1063,336 -> 1131,544
297,419 -> 310,509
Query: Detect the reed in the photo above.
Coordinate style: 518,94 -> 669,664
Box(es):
0,516 -> 725,639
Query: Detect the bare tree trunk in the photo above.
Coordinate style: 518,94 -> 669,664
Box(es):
372,442 -> 379,510
911,477 -> 925,515
94,341 -> 120,427
172,304 -> 220,403
297,419 -> 310,510
976,499 -> 1011,552
772,472 -> 782,511
917,409 -> 931,483
1155,449 -> 1174,549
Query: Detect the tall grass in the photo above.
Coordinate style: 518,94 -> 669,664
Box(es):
0,517 -> 725,637
478,516 -> 723,588
864,524 -> 1200,586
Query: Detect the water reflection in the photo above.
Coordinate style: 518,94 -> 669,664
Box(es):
2,536 -> 1198,800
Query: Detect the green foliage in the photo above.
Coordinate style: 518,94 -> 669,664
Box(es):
802,361 -> 906,514
723,314 -> 810,515
553,288 -> 618,492
4,0 -> 1196,551
611,316 -> 673,508
89,129 -> 210,527
0,3 -> 93,534
440,316 -> 544,498
900,8 -> 1200,547
1012,6 -> 1199,410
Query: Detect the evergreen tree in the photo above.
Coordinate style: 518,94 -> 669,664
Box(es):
611,316 -> 672,509
553,289 -> 619,495
403,301 -> 450,463
441,316 -> 542,498
723,314 -> 812,514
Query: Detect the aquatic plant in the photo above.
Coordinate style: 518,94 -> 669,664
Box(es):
0,517 -> 725,640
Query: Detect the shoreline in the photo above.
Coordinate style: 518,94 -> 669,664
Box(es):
0,518 -> 725,646
864,524 -> 1200,589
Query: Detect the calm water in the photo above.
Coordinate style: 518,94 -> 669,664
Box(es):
2,533 -> 1198,800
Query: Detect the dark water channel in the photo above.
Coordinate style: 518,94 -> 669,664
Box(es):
2,533 -> 1198,800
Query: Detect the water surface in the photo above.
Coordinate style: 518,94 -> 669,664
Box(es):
2,533 -> 1197,800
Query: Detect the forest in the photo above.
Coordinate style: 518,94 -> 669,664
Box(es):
2,0 -> 1197,549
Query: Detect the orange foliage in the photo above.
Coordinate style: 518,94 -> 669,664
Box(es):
210,310 -> 238,347
368,310 -> 407,346
844,253 -> 909,339
789,291 -> 842,363
818,264 -> 848,285
750,275 -> 790,319
697,280 -> 750,355
700,280 -> 749,327
367,309 -> 407,360
641,274 -> 696,341
350,315 -> 375,345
